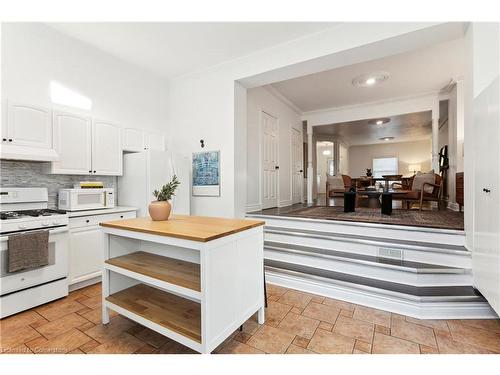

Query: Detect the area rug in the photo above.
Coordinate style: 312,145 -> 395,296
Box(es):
280,206 -> 464,230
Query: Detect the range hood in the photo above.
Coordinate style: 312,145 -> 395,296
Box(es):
0,144 -> 59,162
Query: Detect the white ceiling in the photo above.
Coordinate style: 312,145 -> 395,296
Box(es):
47,22 -> 337,79
272,38 -> 465,112
315,111 -> 432,146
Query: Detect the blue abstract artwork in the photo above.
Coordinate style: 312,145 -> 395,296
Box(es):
192,151 -> 220,196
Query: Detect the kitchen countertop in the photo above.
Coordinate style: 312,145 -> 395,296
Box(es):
67,206 -> 138,218
100,215 -> 265,242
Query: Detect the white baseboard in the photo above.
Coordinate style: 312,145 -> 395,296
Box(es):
69,276 -> 101,292
279,199 -> 293,208
246,203 -> 262,213
266,271 -> 498,319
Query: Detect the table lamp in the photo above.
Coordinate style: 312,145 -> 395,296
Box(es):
408,164 -> 421,175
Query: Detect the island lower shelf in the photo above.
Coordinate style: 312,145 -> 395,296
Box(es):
105,251 -> 201,292
106,283 -> 201,343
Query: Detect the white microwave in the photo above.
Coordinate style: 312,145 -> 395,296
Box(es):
58,188 -> 115,211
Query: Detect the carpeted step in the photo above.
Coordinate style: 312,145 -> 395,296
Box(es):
265,259 -> 485,303
264,241 -> 467,274
264,226 -> 468,255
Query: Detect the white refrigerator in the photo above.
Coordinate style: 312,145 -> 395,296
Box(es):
118,150 -> 190,217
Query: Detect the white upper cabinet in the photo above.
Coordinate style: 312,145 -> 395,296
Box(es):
6,102 -> 52,148
48,112 -> 123,176
1,101 -> 58,161
50,110 -> 92,174
92,120 -> 122,175
123,128 -> 165,152
123,128 -> 146,152
145,130 -> 165,151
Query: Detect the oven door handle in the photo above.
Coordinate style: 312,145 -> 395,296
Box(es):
0,226 -> 68,242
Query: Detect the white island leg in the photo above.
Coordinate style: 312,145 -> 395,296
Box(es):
258,306 -> 265,324
102,232 -> 110,325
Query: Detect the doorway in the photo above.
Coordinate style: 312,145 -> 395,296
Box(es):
261,111 -> 279,209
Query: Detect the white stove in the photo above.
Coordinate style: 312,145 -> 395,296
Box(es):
0,187 -> 69,318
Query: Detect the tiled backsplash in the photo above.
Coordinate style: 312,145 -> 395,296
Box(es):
1,160 -> 117,208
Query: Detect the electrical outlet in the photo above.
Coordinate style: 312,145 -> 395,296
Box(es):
378,247 -> 403,260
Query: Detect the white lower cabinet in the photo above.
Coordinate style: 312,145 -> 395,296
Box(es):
68,210 -> 137,290
68,226 -> 102,286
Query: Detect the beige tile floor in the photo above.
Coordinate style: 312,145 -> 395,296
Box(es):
1,282 -> 500,354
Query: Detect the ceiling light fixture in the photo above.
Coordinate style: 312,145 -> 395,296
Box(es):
379,137 -> 394,141
322,149 -> 332,156
368,118 -> 390,125
352,71 -> 390,88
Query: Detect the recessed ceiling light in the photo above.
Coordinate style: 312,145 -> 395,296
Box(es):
352,71 -> 390,88
368,118 -> 390,125
322,149 -> 332,156
379,137 -> 394,141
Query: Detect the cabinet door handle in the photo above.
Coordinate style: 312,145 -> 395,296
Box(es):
93,171 -> 96,174
483,188 -> 491,193
8,139 -> 12,142
2,138 -> 6,142
89,170 -> 92,173
275,166 -> 279,170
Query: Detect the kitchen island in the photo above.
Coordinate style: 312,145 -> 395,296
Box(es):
99,215 -> 265,354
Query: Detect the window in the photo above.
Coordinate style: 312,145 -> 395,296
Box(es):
372,157 -> 398,178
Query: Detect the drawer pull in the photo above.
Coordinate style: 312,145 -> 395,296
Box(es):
86,219 -> 90,223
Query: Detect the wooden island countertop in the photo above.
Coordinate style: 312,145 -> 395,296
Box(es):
99,215 -> 265,242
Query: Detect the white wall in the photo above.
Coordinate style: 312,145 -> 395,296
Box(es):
246,86 -> 302,210
1,23 -> 169,134
348,139 -> 432,178
167,23 -> 447,217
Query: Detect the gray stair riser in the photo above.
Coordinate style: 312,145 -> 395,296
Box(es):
265,231 -> 471,269
265,266 -> 480,303
265,249 -> 473,287
264,243 -> 466,273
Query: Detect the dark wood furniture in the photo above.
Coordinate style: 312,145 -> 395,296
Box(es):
326,175 -> 352,206
391,174 -> 443,210
456,172 -> 464,212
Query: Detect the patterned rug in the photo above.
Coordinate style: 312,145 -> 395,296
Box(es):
280,206 -> 464,230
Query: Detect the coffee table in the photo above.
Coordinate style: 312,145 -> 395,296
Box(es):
356,190 -> 382,208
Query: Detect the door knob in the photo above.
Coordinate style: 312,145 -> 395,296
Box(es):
483,188 -> 491,193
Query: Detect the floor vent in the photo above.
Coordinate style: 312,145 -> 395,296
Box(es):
378,247 -> 403,260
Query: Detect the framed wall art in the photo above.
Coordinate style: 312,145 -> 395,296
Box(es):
192,150 -> 220,196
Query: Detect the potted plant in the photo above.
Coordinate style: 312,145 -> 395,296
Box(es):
149,175 -> 180,221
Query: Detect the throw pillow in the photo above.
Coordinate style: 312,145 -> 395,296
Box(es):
327,175 -> 345,191
412,170 -> 435,194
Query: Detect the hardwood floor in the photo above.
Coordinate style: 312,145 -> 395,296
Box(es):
1,282 -> 499,354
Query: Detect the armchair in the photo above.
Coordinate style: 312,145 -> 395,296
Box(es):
392,174 -> 442,210
326,174 -> 352,206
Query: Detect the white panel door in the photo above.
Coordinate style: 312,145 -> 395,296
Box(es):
473,77 -> 500,315
261,112 -> 278,209
92,120 -> 123,175
51,111 -> 92,174
291,127 -> 303,204
6,102 -> 52,148
68,226 -> 102,285
123,128 -> 146,152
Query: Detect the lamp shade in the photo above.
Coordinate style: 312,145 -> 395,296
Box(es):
408,164 -> 421,172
